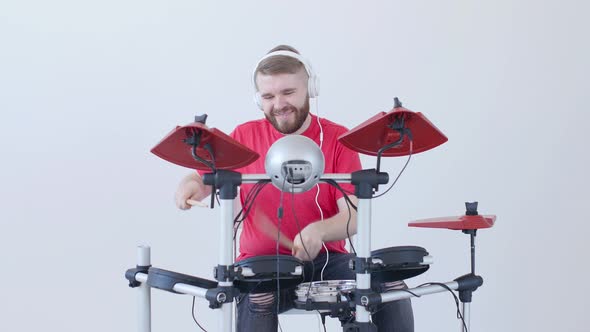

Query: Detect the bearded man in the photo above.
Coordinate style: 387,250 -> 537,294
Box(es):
175,45 -> 414,332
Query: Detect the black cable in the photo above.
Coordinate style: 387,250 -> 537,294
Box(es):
235,181 -> 268,224
323,179 -> 357,254
317,311 -> 327,332
323,179 -> 358,211
397,288 -> 421,298
370,287 -> 422,317
234,181 -> 266,222
202,143 -> 216,170
324,179 -> 355,196
233,181 -> 269,242
233,181 -> 268,259
191,145 -> 216,172
372,140 -> 413,199
188,132 -> 217,209
191,297 -> 208,332
417,282 -> 469,332
344,196 -> 356,255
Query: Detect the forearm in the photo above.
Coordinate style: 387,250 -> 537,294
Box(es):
313,196 -> 357,242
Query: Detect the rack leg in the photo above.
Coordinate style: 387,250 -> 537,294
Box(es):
460,302 -> 471,332
137,245 -> 151,332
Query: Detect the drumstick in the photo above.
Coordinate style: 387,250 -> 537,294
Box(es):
254,208 -> 294,250
279,234 -> 294,251
260,221 -> 294,250
186,200 -> 293,249
186,199 -> 208,208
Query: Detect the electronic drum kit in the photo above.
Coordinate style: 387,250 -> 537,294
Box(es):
125,98 -> 496,332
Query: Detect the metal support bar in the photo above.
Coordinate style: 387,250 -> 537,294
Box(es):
379,281 -> 459,303
137,245 -> 151,332
461,302 -> 471,332
218,198 -> 235,332
240,174 -> 353,183
133,273 -> 209,298
355,199 -> 372,323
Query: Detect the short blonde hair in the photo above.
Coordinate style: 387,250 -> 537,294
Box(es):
255,45 -> 306,78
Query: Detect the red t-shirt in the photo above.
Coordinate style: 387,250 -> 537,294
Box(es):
223,115 -> 362,261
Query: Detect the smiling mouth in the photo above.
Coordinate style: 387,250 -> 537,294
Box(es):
274,110 -> 294,118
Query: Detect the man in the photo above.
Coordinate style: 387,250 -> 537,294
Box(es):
175,45 -> 413,331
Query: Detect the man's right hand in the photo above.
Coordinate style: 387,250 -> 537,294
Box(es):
174,172 -> 212,210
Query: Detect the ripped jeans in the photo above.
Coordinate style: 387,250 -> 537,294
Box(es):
236,253 -> 414,332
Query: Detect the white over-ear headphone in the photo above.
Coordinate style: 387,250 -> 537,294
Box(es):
252,50 -> 320,110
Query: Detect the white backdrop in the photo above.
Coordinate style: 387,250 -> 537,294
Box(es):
1,1 -> 588,331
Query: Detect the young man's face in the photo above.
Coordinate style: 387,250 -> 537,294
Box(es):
255,69 -> 310,134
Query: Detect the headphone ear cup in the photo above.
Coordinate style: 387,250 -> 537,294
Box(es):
253,92 -> 263,110
308,75 -> 320,98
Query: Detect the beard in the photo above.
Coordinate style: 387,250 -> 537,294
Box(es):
264,98 -> 310,134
